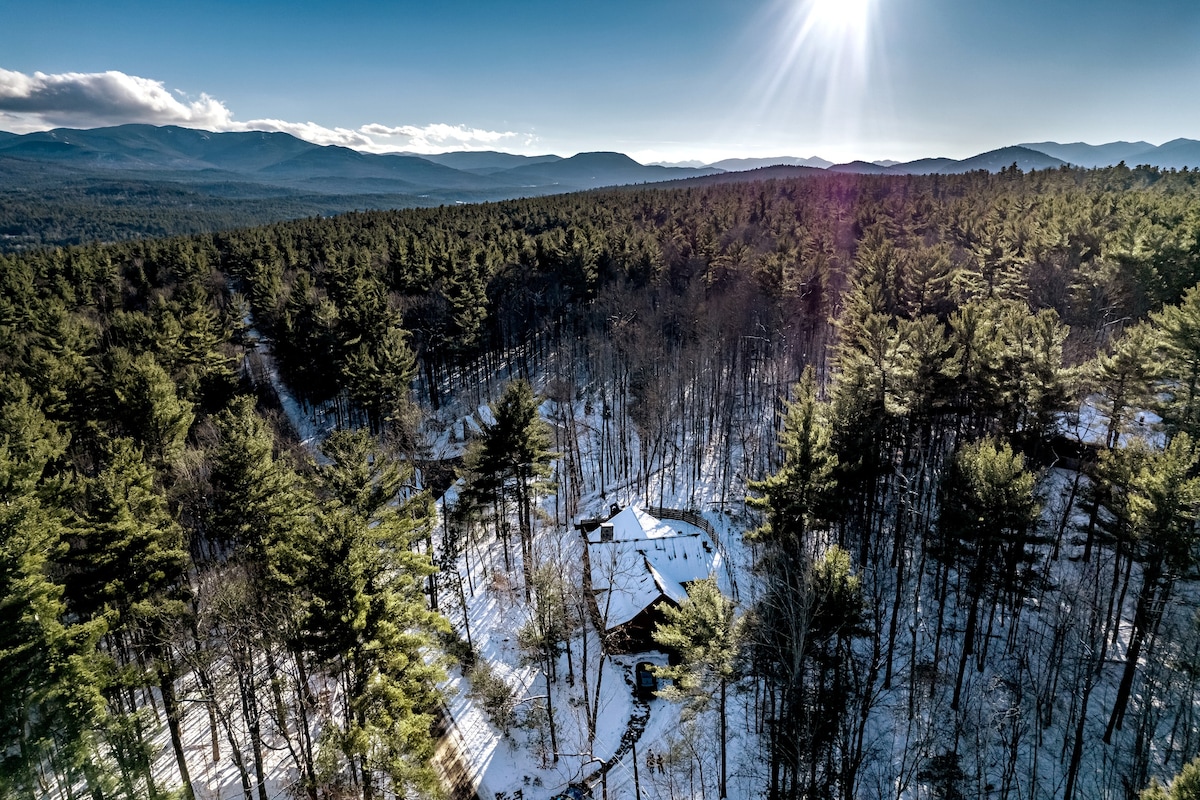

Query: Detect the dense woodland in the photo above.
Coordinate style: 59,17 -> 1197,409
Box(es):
5,164 -> 1200,798
0,177 -> 428,251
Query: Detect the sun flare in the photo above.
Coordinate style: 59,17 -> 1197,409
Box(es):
727,0 -> 888,163
807,0 -> 873,34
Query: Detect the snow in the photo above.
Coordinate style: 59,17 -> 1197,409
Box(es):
586,506 -> 721,630
242,329 -> 337,448
477,403 -> 497,428
1061,394 -> 1165,449
128,322 -> 1200,800
427,385 -> 757,800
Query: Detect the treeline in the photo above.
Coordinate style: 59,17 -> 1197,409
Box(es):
4,162 -> 1200,798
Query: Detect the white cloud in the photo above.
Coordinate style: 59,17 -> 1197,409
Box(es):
0,67 -> 234,131
0,67 -> 532,153
357,122 -> 520,153
233,118 -> 377,150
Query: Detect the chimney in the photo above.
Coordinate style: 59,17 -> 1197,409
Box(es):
600,523 -> 614,543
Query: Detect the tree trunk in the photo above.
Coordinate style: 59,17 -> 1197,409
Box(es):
1104,563 -> 1162,743
720,677 -> 728,798
157,661 -> 195,800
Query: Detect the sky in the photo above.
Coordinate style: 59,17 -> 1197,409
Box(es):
1,0 -> 1198,164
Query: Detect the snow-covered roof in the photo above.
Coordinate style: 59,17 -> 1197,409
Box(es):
586,505 -> 719,630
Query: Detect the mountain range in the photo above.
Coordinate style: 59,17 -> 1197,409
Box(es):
5,124 -> 1200,197
3,124 -> 1199,249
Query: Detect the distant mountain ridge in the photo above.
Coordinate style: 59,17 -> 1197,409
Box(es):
1017,139 -> 1200,170
707,155 -> 833,171
0,124 -> 721,200
3,124 -> 1200,251
3,125 -> 1198,201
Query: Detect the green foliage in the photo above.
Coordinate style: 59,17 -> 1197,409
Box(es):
108,350 -> 195,466
461,379 -> 557,585
748,367 -> 838,546
69,437 -> 188,625
1153,282 -> 1200,439
1144,756 -> 1200,800
1095,434 -> 1200,568
210,395 -> 313,595
306,428 -> 448,798
517,564 -> 570,668
1090,323 -> 1162,448
806,544 -> 868,644
475,380 -> 556,483
653,577 -> 743,712
8,159 -> 1200,797
939,437 -> 1039,553
0,396 -> 108,796
467,660 -> 517,735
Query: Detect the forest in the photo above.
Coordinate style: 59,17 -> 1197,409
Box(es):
4,162 -> 1200,799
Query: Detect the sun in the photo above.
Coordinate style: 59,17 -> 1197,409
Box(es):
807,0 -> 873,34
728,0 -> 887,162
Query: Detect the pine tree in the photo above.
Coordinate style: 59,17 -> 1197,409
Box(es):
108,349 -> 195,467
748,366 -> 838,551
461,379 -> 556,599
306,429 -> 446,799
208,396 -> 314,800
1144,755 -> 1200,800
653,576 -> 743,799
938,437 -> 1038,711
1153,283 -> 1200,439
1091,323 -> 1162,449
210,395 -> 312,595
84,438 -> 194,796
0,394 -> 109,798
1096,435 -> 1200,742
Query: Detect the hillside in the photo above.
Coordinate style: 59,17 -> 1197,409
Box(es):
5,124 -> 1200,251
0,125 -> 721,249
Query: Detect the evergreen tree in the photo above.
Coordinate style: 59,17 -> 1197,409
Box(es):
0,395 -> 109,798
210,395 -> 312,596
461,379 -> 556,599
653,576 -> 743,799
1091,323 -> 1162,449
208,396 -> 314,800
72,438 -> 194,798
938,437 -> 1039,711
306,429 -> 446,799
1153,283 -> 1200,439
1144,755 -> 1200,800
1096,435 -> 1200,742
748,366 -> 838,550
107,349 -> 195,467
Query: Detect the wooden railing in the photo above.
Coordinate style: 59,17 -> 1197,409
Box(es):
646,506 -> 739,601
645,506 -> 717,539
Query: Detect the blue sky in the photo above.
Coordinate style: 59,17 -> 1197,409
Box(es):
2,0 -> 1198,163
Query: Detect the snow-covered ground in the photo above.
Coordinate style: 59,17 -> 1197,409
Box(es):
130,336 -> 1199,800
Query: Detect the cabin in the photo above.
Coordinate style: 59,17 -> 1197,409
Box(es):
579,504 -> 720,652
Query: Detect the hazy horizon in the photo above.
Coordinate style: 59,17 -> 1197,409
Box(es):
2,0 -> 1198,165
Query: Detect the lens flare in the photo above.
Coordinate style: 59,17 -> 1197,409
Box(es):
808,0 -> 874,36
725,0 -> 889,162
